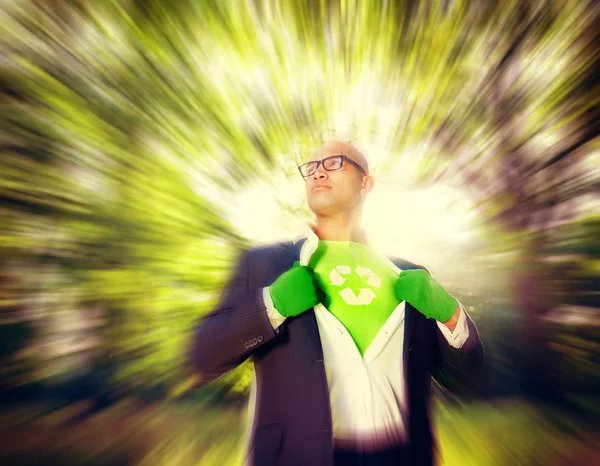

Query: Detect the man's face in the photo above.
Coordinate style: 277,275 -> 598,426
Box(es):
303,141 -> 371,217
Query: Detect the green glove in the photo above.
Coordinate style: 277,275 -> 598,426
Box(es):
269,261 -> 320,318
394,269 -> 457,322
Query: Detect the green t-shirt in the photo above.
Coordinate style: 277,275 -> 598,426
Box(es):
309,240 -> 401,356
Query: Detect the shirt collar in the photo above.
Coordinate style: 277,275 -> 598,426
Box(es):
290,223 -> 385,258
290,223 -> 403,273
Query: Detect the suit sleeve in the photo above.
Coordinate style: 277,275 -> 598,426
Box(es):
429,308 -> 485,396
187,249 -> 281,384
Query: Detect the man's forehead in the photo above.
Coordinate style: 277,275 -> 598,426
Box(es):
310,141 -> 362,161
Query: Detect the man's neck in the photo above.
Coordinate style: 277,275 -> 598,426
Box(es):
313,214 -> 367,245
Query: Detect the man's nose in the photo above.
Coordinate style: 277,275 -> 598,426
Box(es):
312,164 -> 329,180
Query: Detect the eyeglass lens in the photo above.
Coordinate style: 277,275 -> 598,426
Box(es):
303,156 -> 343,176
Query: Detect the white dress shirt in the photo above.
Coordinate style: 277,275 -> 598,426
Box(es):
256,226 -> 470,452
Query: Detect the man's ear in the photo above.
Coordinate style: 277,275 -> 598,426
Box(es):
361,175 -> 375,195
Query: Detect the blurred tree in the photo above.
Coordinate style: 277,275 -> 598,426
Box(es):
0,0 -> 598,402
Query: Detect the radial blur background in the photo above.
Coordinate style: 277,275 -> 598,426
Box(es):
1,0 -> 599,465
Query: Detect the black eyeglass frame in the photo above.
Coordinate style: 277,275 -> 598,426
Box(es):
298,155 -> 367,178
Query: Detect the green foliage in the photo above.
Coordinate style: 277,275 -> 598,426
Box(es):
435,401 -> 575,466
1,399 -> 594,465
0,0 -> 598,397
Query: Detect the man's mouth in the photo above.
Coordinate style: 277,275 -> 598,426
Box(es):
312,184 -> 332,191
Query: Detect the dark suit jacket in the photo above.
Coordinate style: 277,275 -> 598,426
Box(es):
188,239 -> 484,466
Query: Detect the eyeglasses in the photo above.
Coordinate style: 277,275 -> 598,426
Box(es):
298,155 -> 367,178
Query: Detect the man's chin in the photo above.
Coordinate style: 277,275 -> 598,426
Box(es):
308,200 -> 336,217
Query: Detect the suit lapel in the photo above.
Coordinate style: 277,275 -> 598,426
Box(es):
403,302 -> 416,369
389,259 -> 417,366
304,309 -> 324,358
280,239 -> 325,358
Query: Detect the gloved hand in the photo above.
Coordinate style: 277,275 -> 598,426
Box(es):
269,262 -> 321,317
394,269 -> 457,322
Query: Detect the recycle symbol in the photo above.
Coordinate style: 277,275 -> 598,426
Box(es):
328,265 -> 381,305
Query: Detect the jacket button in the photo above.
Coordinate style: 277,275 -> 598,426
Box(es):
313,358 -> 323,363
321,428 -> 329,433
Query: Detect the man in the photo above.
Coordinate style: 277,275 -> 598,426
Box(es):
189,141 -> 484,466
